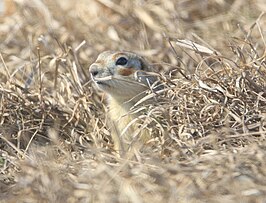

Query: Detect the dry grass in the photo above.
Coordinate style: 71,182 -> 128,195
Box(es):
0,0 -> 266,202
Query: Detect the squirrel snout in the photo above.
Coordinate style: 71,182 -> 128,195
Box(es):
89,64 -> 99,78
90,69 -> 99,77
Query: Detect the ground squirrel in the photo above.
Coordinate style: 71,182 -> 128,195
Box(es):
89,51 -> 161,156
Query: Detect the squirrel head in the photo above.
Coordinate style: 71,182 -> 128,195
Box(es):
89,51 -> 159,102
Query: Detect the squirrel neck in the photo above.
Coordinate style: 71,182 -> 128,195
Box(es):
107,96 -> 135,121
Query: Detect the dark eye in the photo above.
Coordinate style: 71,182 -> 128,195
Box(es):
115,57 -> 128,66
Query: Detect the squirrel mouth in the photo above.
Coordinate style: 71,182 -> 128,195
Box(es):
96,81 -> 108,86
92,75 -> 112,87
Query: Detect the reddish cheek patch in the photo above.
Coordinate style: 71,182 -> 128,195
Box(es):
118,68 -> 135,76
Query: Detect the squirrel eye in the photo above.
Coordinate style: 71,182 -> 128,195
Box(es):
115,57 -> 128,66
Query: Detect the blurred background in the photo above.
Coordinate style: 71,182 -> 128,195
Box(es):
1,0 -> 265,81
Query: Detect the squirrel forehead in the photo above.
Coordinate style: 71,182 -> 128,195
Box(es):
96,51 -> 140,62
94,51 -> 149,71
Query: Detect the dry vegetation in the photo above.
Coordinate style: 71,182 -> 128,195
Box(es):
0,0 -> 266,202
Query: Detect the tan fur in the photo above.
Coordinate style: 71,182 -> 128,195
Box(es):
89,51 -> 158,156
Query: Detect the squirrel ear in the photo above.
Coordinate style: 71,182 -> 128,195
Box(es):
138,56 -> 150,71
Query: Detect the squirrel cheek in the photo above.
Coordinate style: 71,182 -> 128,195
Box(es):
117,68 -> 135,76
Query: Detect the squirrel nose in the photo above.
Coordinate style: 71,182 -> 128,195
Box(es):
89,64 -> 99,77
90,69 -> 99,77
